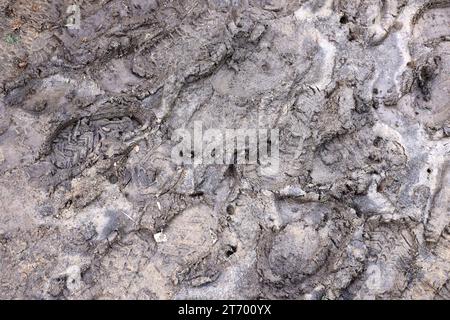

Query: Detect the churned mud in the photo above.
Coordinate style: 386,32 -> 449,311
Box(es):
0,0 -> 449,299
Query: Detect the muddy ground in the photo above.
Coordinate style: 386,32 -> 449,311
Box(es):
0,0 -> 449,299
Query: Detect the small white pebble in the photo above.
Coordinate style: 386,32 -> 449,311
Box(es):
154,231 -> 167,243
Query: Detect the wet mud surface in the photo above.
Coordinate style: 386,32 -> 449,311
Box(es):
0,0 -> 449,299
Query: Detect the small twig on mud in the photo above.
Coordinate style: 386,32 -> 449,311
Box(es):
120,210 -> 136,223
